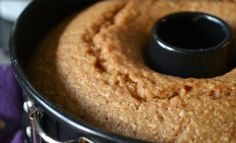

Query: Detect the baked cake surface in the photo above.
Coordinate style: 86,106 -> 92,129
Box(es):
27,0 -> 236,142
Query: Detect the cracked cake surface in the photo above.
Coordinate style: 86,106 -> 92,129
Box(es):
27,0 -> 236,142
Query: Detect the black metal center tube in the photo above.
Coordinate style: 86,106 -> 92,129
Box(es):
147,12 -> 233,78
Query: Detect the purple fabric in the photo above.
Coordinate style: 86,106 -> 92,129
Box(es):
0,49 -> 23,143
11,131 -> 23,143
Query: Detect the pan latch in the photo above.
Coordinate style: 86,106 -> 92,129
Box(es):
23,100 -> 95,143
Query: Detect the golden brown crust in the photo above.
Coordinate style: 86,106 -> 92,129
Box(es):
27,0 -> 236,142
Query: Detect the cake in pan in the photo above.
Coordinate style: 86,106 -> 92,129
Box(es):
27,0 -> 236,142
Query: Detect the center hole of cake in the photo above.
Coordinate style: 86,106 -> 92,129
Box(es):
156,15 -> 227,49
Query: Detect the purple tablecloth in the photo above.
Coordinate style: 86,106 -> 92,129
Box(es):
0,48 -> 23,143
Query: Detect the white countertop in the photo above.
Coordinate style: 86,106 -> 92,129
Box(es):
0,0 -> 31,22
